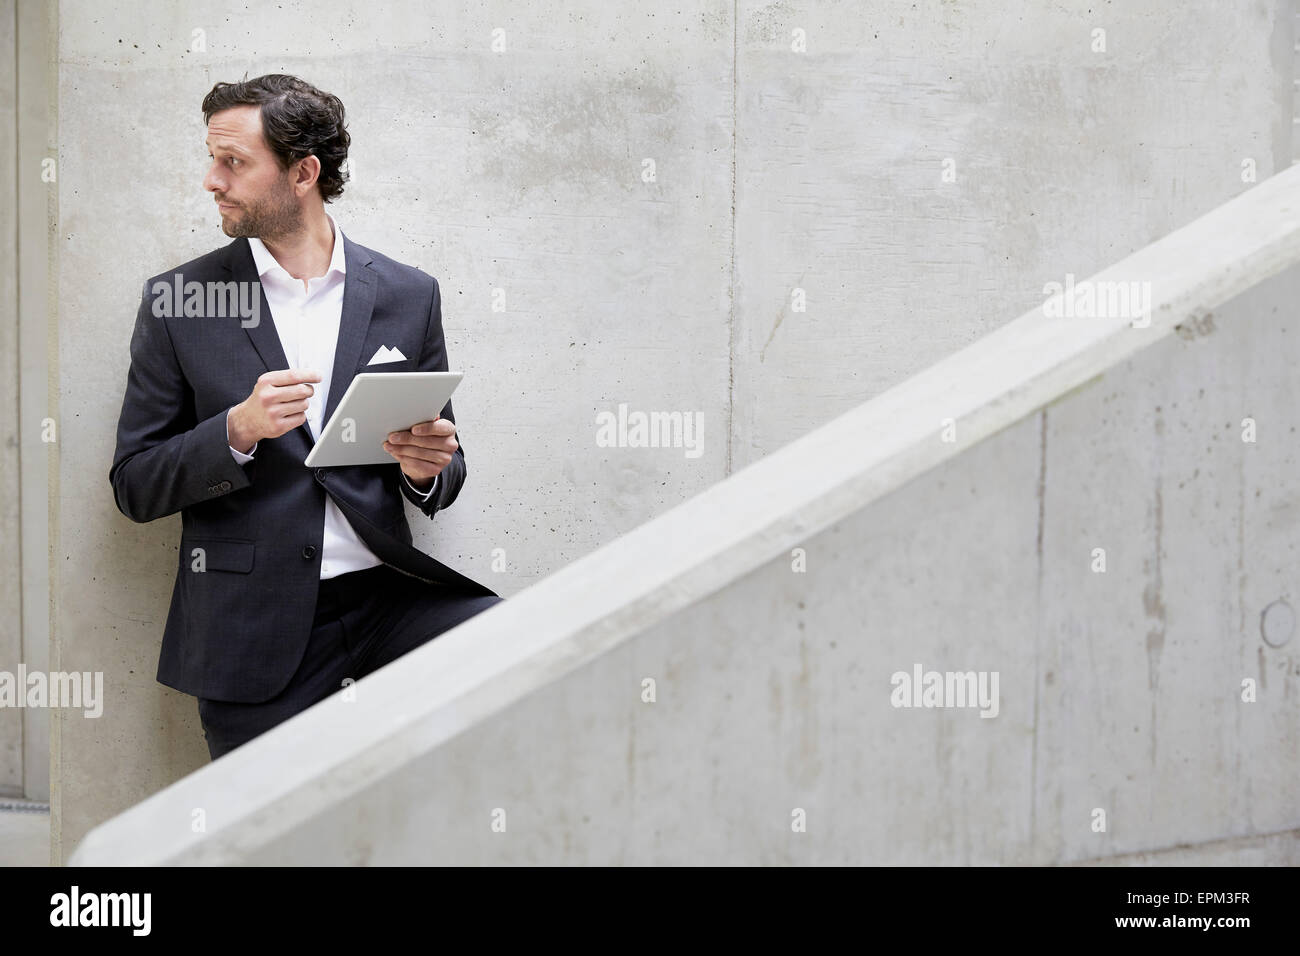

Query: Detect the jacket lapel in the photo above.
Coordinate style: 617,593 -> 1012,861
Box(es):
228,236 -> 289,375
324,235 -> 377,425
227,233 -> 377,448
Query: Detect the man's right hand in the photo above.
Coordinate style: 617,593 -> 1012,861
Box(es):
228,368 -> 323,453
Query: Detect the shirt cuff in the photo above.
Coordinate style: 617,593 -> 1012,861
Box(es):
402,471 -> 439,501
227,407 -> 258,463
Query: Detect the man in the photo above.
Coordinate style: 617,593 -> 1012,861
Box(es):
109,74 -> 503,761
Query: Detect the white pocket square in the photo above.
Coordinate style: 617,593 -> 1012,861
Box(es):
367,345 -> 407,365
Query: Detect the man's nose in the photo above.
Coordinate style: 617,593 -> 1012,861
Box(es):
202,162 -> 225,194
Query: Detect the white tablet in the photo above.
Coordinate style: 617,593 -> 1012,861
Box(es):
303,371 -> 463,468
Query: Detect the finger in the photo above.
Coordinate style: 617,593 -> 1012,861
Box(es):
383,441 -> 448,463
270,397 -> 308,413
272,391 -> 312,408
410,418 -> 455,437
383,447 -> 442,479
388,427 -> 456,444
387,432 -> 456,452
383,442 -> 449,465
279,412 -> 308,429
263,368 -> 323,387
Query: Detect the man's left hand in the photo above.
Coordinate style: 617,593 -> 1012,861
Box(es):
384,416 -> 457,490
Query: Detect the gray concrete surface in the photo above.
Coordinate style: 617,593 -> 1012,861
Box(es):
68,164 -> 1300,864
0,802 -> 51,866
18,0 -> 53,809
1,0 -> 22,800
729,0 -> 1295,471
0,0 -> 55,860
1076,829 -> 1300,866
52,0 -> 1294,861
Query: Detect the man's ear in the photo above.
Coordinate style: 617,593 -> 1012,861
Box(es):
293,155 -> 322,197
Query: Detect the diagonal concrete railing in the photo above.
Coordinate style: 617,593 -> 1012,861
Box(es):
70,164 -> 1300,864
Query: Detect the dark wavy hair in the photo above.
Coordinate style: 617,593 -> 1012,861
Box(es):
202,74 -> 350,203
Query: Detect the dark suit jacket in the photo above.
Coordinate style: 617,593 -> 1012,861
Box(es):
109,233 -> 498,704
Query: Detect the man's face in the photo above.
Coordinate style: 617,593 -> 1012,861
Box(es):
203,104 -> 303,240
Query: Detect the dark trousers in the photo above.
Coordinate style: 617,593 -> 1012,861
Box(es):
196,563 -> 503,761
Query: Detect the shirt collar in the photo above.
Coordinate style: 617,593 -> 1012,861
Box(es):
246,213 -> 347,281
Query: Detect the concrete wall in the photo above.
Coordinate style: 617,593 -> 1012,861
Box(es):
730,0 -> 1294,470
53,0 -> 1292,860
1,0 -> 53,825
19,0 -> 53,807
1,0 -> 21,797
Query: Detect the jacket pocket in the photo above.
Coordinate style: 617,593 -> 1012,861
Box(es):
357,359 -> 415,374
181,537 -> 255,573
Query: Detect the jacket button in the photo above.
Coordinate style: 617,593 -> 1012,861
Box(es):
218,480 -> 232,492
314,469 -> 325,481
302,545 -> 317,559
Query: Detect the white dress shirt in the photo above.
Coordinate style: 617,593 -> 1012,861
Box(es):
224,213 -> 438,580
